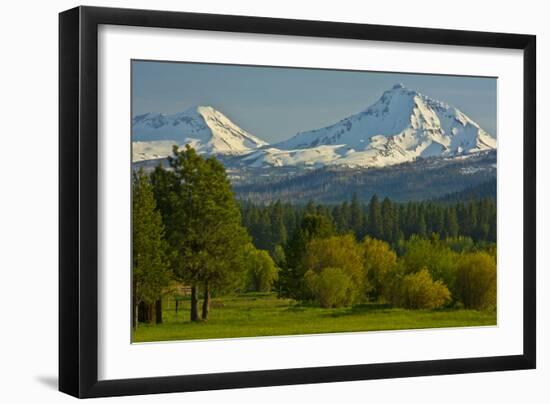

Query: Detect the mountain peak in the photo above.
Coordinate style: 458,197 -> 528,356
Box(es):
194,105 -> 216,114
132,105 -> 267,161
272,85 -> 496,167
169,104 -> 215,118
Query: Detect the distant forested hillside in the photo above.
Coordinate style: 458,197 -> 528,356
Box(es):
233,151 -> 496,204
435,178 -> 497,203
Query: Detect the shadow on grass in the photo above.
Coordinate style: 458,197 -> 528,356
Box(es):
285,301 -> 321,312
321,303 -> 394,318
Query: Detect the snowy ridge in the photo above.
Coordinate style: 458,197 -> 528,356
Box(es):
132,84 -> 496,167
132,106 -> 267,162
238,145 -> 348,168
265,83 -> 496,168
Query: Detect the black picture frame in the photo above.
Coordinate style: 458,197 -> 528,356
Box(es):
59,5 -> 536,398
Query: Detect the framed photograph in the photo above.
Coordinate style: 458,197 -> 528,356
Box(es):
59,6 -> 536,398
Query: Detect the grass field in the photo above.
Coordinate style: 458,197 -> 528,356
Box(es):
132,293 -> 496,343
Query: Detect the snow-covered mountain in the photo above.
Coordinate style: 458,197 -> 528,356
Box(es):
132,106 -> 267,162
258,83 -> 496,168
132,84 -> 496,167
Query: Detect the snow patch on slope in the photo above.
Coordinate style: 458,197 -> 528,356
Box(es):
238,145 -> 348,168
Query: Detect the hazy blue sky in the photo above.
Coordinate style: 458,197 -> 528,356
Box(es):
132,60 -> 497,143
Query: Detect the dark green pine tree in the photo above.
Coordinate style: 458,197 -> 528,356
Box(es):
164,145 -> 250,322
444,207 -> 459,239
132,169 -> 170,329
331,205 -> 344,233
477,198 -> 493,241
417,210 -> 427,238
367,195 -> 383,239
395,204 -> 406,243
270,200 -> 288,252
433,205 -> 445,236
350,193 -> 365,239
253,210 -> 272,251
455,202 -> 467,237
149,164 -> 179,245
340,201 -> 352,233
403,201 -> 416,238
465,201 -> 479,239
280,214 -> 334,300
381,197 -> 394,243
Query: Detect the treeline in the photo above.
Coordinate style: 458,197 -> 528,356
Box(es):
240,192 -> 496,312
241,194 -> 496,255
274,216 -> 496,311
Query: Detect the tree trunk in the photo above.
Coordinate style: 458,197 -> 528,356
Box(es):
133,303 -> 138,330
155,298 -> 163,324
138,301 -> 150,323
202,281 -> 210,321
149,302 -> 155,324
132,280 -> 137,330
190,285 -> 199,322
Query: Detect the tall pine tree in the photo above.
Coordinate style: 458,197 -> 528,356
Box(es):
368,195 -> 383,239
160,146 -> 250,321
132,169 -> 169,329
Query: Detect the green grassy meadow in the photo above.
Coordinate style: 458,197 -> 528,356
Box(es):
132,293 -> 496,343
